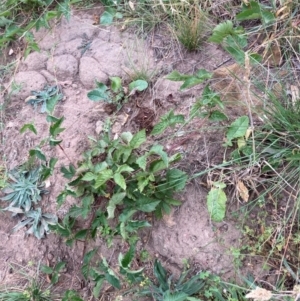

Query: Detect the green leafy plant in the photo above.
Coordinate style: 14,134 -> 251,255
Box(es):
139,260 -> 205,301
61,290 -> 84,301
166,69 -> 212,90
0,0 -> 72,52
12,208 -> 58,239
56,128 -> 187,245
87,77 -> 148,110
26,85 -> 63,114
151,109 -> 185,135
236,1 -> 275,25
190,85 -> 228,122
81,244 -> 143,298
41,261 -> 66,284
207,181 -> 227,222
1,168 -> 47,213
99,0 -> 123,25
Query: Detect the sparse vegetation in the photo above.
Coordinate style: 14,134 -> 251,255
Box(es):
1,0 -> 300,300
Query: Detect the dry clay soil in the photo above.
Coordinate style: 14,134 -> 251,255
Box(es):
0,8 -> 262,298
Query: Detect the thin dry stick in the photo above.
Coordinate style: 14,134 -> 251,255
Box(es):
244,52 -> 256,159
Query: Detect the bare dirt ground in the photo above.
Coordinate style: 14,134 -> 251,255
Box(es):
0,7 -> 263,299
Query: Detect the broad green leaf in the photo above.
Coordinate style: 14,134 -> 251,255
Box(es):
55,261 -> 66,272
129,80 -> 148,92
166,70 -> 190,81
29,148 -> 46,161
81,172 -> 96,181
49,137 -> 62,146
82,249 -> 97,279
100,8 -> 116,25
49,116 -> 65,136
151,120 -> 168,135
236,1 -> 261,21
116,164 -> 134,173
120,132 -> 133,144
74,229 -> 88,240
150,145 -> 168,167
110,77 -> 122,93
166,169 -> 187,191
136,154 -> 148,171
224,36 -> 246,64
20,123 -> 37,134
105,272 -> 121,289
61,164 -> 76,179
130,129 -> 146,149
209,110 -> 228,122
40,265 -> 53,274
93,278 -> 105,298
209,20 -> 234,44
163,291 -> 189,301
119,243 -> 135,268
136,196 -> 160,212
180,70 -> 212,90
107,192 -> 126,219
94,169 -> 113,188
207,184 -> 227,222
137,175 -> 149,192
113,173 -> 126,190
87,87 -> 109,102
125,220 -> 151,232
261,10 -> 275,25
62,290 -> 84,301
46,94 -> 61,114
226,115 -> 249,146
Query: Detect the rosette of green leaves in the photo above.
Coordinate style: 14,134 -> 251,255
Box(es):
1,168 -> 47,213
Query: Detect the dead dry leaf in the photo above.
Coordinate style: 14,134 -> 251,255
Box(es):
291,85 -> 299,105
92,14 -> 100,25
129,1 -> 135,11
245,287 -> 272,301
263,41 -> 282,67
237,180 -> 249,202
163,208 -> 176,228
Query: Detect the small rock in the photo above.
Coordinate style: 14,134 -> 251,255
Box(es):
95,120 -> 103,135
11,71 -> 47,101
47,253 -> 54,261
72,83 -> 78,89
22,51 -> 48,71
47,54 -> 78,80
76,91 -> 80,95
79,57 -> 107,89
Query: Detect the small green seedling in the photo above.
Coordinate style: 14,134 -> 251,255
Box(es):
41,261 -> 66,284
12,208 -> 58,239
139,260 -> 205,301
26,85 -> 63,114
87,77 -> 148,110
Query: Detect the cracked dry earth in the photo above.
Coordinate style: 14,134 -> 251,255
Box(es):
0,8 -> 257,299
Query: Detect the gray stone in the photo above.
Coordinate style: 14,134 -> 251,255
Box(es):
21,51 -> 48,71
40,69 -> 56,83
47,54 -> 78,80
32,28 -> 60,50
11,71 -> 47,100
79,57 -> 107,89
91,39 -> 125,77
54,38 -> 83,59
59,16 -> 96,42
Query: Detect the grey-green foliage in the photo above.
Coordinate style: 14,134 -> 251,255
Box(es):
12,208 -> 57,239
139,260 -> 205,301
1,168 -> 47,213
26,85 -> 63,114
